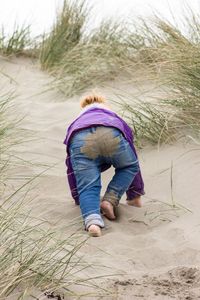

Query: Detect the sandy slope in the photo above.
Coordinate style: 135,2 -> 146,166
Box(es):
1,57 -> 200,299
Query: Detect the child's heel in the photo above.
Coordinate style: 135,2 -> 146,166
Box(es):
88,225 -> 102,237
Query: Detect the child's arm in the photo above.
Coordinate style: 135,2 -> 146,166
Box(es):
66,154 -> 79,205
126,143 -> 145,200
126,169 -> 145,199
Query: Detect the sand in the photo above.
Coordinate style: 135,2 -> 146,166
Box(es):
1,56 -> 200,299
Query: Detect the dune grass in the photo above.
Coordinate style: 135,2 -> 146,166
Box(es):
0,92 -> 19,191
144,15 -> 200,140
38,0 -> 138,96
159,21 -> 200,136
0,93 -> 109,299
0,200 -> 86,298
0,24 -> 32,56
111,12 -> 200,144
39,0 -> 88,70
113,96 -> 178,147
53,20 -> 130,96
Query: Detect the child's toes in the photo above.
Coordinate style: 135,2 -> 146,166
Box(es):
88,225 -> 102,237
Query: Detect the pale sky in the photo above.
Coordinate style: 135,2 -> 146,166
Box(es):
0,0 -> 199,36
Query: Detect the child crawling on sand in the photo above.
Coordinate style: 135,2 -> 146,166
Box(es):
64,94 -> 144,237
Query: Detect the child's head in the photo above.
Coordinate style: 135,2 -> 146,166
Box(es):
80,94 -> 106,108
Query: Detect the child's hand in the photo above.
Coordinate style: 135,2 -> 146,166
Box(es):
126,196 -> 142,207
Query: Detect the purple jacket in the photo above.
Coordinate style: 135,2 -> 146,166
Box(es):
64,107 -> 144,205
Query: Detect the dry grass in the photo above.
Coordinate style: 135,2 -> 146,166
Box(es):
0,93 -> 109,299
0,24 -> 32,56
39,0 -> 88,70
115,98 -> 178,147
0,200 -> 87,298
111,12 -> 200,144
53,19 -> 129,96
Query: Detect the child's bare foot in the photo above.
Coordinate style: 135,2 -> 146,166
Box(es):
100,201 -> 116,220
88,225 -> 102,237
127,196 -> 142,208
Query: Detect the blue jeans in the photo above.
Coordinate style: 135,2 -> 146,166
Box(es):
69,126 -> 139,229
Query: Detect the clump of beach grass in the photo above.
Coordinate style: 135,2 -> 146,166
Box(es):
0,200 -> 83,298
113,11 -> 200,144
112,91 -> 179,146
53,19 -> 130,96
39,0 -> 143,96
0,24 -> 32,56
0,91 -> 20,191
39,0 -> 88,70
144,15 -> 200,139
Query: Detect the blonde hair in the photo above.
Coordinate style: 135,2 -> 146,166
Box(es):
80,94 -> 106,108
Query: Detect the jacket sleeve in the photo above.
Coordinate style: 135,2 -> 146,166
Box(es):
126,143 -> 145,200
66,153 -> 80,205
